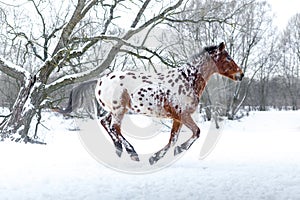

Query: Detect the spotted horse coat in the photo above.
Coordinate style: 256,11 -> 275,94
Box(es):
94,42 -> 244,164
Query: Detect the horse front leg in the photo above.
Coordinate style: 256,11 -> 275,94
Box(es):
174,115 -> 200,156
100,113 -> 123,157
149,119 -> 182,165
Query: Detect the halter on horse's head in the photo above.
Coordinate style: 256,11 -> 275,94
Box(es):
205,42 -> 244,81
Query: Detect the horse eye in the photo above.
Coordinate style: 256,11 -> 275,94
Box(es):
226,55 -> 231,61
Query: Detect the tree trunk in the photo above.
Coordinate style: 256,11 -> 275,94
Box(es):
0,75 -> 46,143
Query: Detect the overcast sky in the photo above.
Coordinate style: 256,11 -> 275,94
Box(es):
265,0 -> 299,29
0,0 -> 299,30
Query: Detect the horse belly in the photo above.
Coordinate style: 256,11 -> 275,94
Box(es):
129,84 -> 177,117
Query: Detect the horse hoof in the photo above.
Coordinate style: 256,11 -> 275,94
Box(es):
131,154 -> 140,162
116,149 -> 122,157
174,146 -> 183,156
149,156 -> 158,165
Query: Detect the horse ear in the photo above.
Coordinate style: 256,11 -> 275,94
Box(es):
218,42 -> 225,51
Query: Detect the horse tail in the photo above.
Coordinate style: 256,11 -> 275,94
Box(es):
55,80 -> 98,114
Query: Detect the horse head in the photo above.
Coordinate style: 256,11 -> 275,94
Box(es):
205,42 -> 244,81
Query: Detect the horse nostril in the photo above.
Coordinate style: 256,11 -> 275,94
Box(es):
239,73 -> 244,81
235,73 -> 244,81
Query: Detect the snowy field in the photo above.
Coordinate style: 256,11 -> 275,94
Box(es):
0,110 -> 300,200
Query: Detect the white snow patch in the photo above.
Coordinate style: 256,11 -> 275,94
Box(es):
0,110 -> 300,200
0,56 -> 31,78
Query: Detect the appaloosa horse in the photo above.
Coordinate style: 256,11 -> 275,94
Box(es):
58,42 -> 244,165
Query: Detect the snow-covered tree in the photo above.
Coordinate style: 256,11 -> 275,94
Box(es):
0,0 -> 184,142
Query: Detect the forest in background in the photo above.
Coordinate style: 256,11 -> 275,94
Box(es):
0,0 -> 299,142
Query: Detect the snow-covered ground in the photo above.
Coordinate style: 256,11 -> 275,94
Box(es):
0,110 -> 300,200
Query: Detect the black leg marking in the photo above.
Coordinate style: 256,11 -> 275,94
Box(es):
100,113 -> 123,157
119,135 -> 140,161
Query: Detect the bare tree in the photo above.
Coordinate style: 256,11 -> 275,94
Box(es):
279,13 -> 300,110
0,0 -> 185,142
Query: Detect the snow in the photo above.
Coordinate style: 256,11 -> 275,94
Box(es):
0,56 -> 31,79
0,110 -> 300,200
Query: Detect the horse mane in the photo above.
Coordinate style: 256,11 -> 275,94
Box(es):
204,45 -> 218,54
188,45 -> 217,64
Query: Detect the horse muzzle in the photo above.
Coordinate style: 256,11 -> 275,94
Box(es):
235,72 -> 244,81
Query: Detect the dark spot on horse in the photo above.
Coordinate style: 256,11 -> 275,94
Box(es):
113,106 -> 121,110
149,103 -> 152,106
171,82 -> 174,87
132,76 -> 137,79
178,85 -> 183,95
138,91 -> 141,95
137,109 -> 140,113
143,80 -> 153,84
147,107 -> 152,111
98,90 -> 101,95
168,79 -> 172,83
127,72 -> 135,75
110,75 -> 116,79
120,83 -> 123,86
99,81 -> 102,86
113,100 -> 118,104
119,75 -> 125,79
158,76 -> 164,80
148,87 -> 152,91
141,94 -> 145,97
142,76 -> 147,79
99,99 -> 105,107
140,103 -> 143,107
134,105 -> 138,108
175,105 -> 179,109
175,78 -> 179,83
139,97 -> 143,101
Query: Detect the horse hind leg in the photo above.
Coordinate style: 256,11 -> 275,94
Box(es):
100,113 -> 123,157
149,120 -> 182,165
111,99 -> 140,162
174,115 -> 200,156
112,121 -> 140,162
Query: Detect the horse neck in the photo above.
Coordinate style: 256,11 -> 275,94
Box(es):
195,58 -> 218,82
184,55 -> 217,82
180,55 -> 217,96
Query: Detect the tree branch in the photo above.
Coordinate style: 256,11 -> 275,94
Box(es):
52,0 -> 98,56
131,0 -> 151,28
0,56 -> 30,82
45,0 -> 184,94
